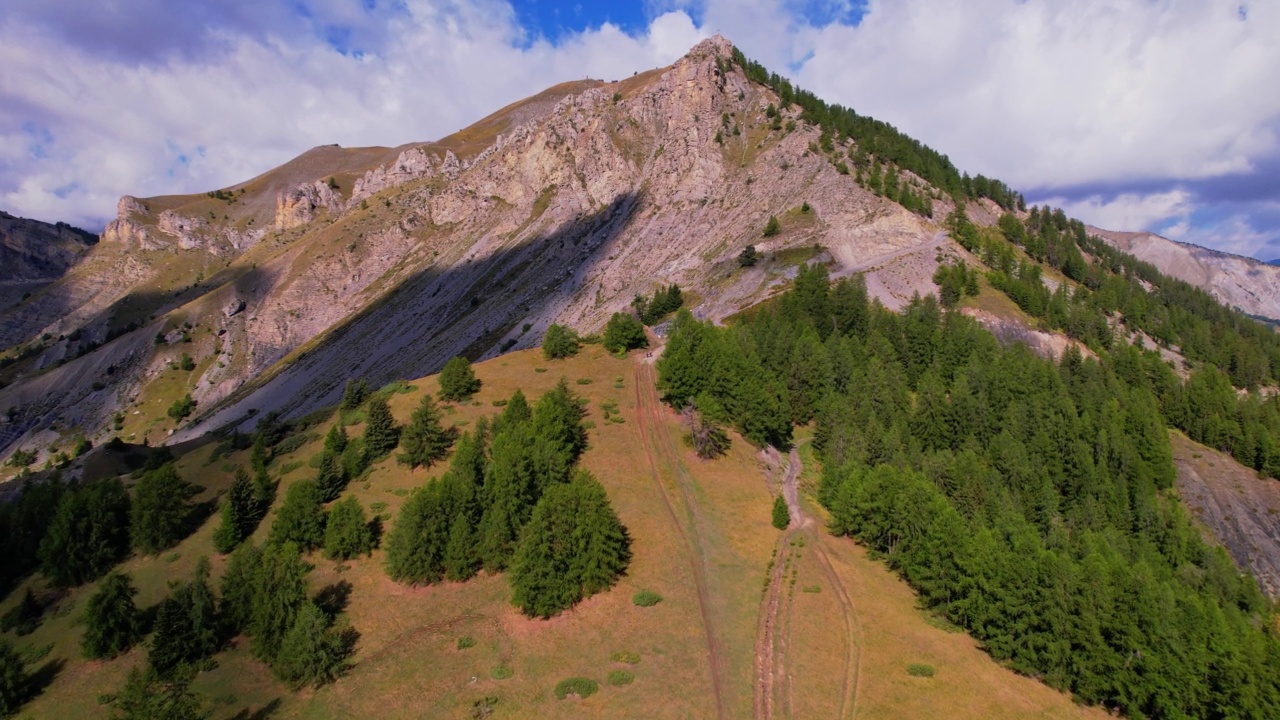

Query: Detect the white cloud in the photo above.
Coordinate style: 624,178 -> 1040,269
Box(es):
2,0 -> 1279,257
1040,189 -> 1194,235
0,2 -> 703,228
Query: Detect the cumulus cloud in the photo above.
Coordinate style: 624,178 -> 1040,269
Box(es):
1040,190 -> 1195,237
2,0 -> 1278,256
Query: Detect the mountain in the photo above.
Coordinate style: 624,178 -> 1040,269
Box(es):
0,36 -> 980,460
1090,226 -> 1280,322
0,211 -> 96,309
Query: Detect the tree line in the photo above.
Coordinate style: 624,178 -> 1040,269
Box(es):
658,267 -> 1280,718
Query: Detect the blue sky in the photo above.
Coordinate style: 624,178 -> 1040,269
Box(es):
1,0 -> 1278,259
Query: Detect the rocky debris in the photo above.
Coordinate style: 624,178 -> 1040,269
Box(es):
1172,432 -> 1280,599
224,298 -> 245,317
961,307 -> 1093,361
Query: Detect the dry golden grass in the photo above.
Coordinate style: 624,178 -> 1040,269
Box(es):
7,346 -> 1112,719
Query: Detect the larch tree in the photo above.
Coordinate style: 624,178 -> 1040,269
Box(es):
131,463 -> 200,555
323,497 -> 373,561
213,466 -> 258,554
362,395 -> 400,460
397,394 -> 455,469
81,571 -> 142,659
268,479 -> 326,552
438,356 -> 481,402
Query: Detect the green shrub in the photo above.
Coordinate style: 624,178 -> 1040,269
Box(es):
490,666 -> 514,680
907,663 -> 936,678
457,636 -> 476,650
554,677 -> 598,700
607,670 -> 634,686
632,590 -> 662,607
611,651 -> 641,664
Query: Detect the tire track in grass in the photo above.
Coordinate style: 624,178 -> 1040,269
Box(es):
633,362 -> 729,719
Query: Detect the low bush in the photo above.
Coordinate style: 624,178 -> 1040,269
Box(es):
607,670 -> 634,686
907,663 -> 936,678
554,677 -> 599,700
632,590 -> 662,607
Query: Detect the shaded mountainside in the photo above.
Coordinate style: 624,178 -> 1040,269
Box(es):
1091,226 -> 1280,322
0,211 -> 96,308
0,36 -> 971,460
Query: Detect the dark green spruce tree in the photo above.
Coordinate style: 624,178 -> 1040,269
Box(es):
81,571 -> 142,659
268,479 -> 326,551
397,394 -> 455,469
438,356 -> 481,402
273,602 -> 349,688
39,478 -> 130,587
509,471 -> 630,618
213,467 -> 258,553
362,395 -> 400,460
131,463 -> 200,555
323,496 -> 373,561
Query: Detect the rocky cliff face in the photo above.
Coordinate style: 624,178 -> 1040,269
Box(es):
1091,227 -> 1280,322
0,35 -> 956,463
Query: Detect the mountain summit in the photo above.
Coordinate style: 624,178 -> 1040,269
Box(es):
0,35 -> 978,453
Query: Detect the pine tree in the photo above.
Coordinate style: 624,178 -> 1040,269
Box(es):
81,571 -> 142,659
131,463 -> 199,555
442,512 -> 477,582
268,480 -> 326,551
324,497 -> 373,560
384,482 -> 451,584
509,471 -> 630,618
397,395 -> 455,469
0,639 -> 27,718
495,390 -> 531,432
111,665 -> 204,720
250,542 -> 309,663
148,559 -> 219,679
339,379 -> 369,413
323,423 -> 348,456
341,436 -> 368,480
219,543 -> 262,635
762,215 -> 780,237
213,467 -> 257,553
314,451 -> 347,503
438,356 -> 481,402
362,395 -> 399,460
273,602 -> 348,688
542,324 -> 581,360
602,312 -> 648,354
251,466 -> 275,521
772,495 -> 790,530
39,478 -> 131,587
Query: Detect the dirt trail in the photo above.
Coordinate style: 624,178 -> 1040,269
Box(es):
633,362 -> 730,719
755,447 -> 863,719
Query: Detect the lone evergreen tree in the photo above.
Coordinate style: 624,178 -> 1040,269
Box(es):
268,479 -> 326,551
362,395 -> 399,460
772,495 -> 790,530
738,244 -> 759,267
131,463 -> 199,555
762,215 -> 780,237
323,497 -> 373,560
213,467 -> 257,553
509,471 -> 630,618
542,324 -> 580,359
438,356 -> 481,402
314,451 -> 347,503
81,571 -> 142,659
273,602 -> 349,688
602,312 -> 648,354
397,395 -> 455,469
